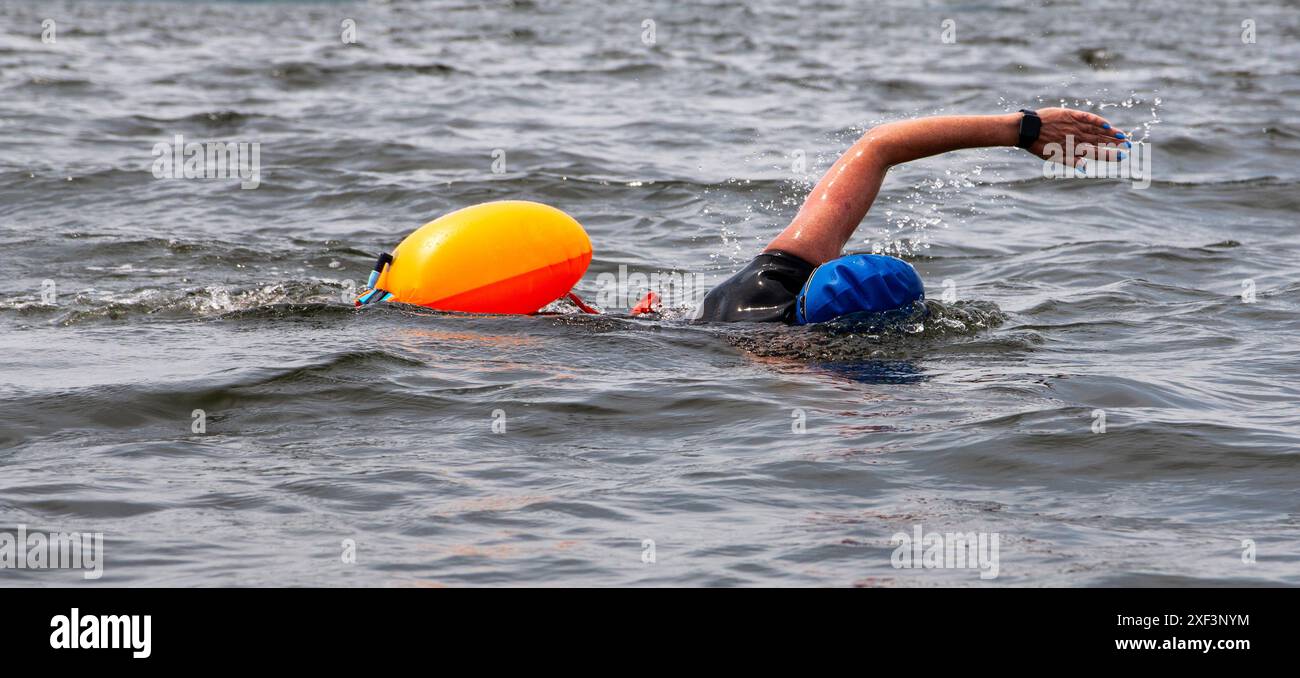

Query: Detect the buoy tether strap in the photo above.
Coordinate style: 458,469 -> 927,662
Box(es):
567,292 -> 600,314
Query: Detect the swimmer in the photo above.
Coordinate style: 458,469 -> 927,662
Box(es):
696,108 -> 1131,323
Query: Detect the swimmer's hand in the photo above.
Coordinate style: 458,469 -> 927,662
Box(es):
1026,107 -> 1130,168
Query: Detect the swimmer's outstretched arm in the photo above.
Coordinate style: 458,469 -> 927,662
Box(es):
766,109 -> 1129,264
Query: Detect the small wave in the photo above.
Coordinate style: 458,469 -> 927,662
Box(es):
129,110 -> 262,132
14,76 -> 96,90
253,60 -> 460,88
536,62 -> 664,79
1076,47 -> 1120,69
1,280 -> 360,327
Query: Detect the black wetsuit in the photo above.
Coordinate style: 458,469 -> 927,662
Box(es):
695,250 -> 816,323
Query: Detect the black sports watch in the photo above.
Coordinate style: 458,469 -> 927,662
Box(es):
1017,109 -> 1042,149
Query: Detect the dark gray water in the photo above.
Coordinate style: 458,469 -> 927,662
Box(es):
2,0 -> 1299,586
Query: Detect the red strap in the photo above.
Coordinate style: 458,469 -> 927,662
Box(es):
629,290 -> 661,316
566,292 -> 600,314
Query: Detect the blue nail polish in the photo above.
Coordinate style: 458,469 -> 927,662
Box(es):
1123,141 -> 1131,148
1102,123 -> 1111,129
1115,132 -> 1126,139
1118,152 -> 1126,160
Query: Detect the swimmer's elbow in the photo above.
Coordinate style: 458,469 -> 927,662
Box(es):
857,125 -> 903,169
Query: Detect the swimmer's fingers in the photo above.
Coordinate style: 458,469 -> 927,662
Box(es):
1074,143 -> 1127,162
1071,109 -> 1112,131
1074,109 -> 1131,149
1033,138 -> 1102,167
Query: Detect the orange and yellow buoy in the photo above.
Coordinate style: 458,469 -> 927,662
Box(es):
358,201 -> 593,314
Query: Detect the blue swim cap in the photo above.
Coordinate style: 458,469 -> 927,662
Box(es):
795,254 -> 924,325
